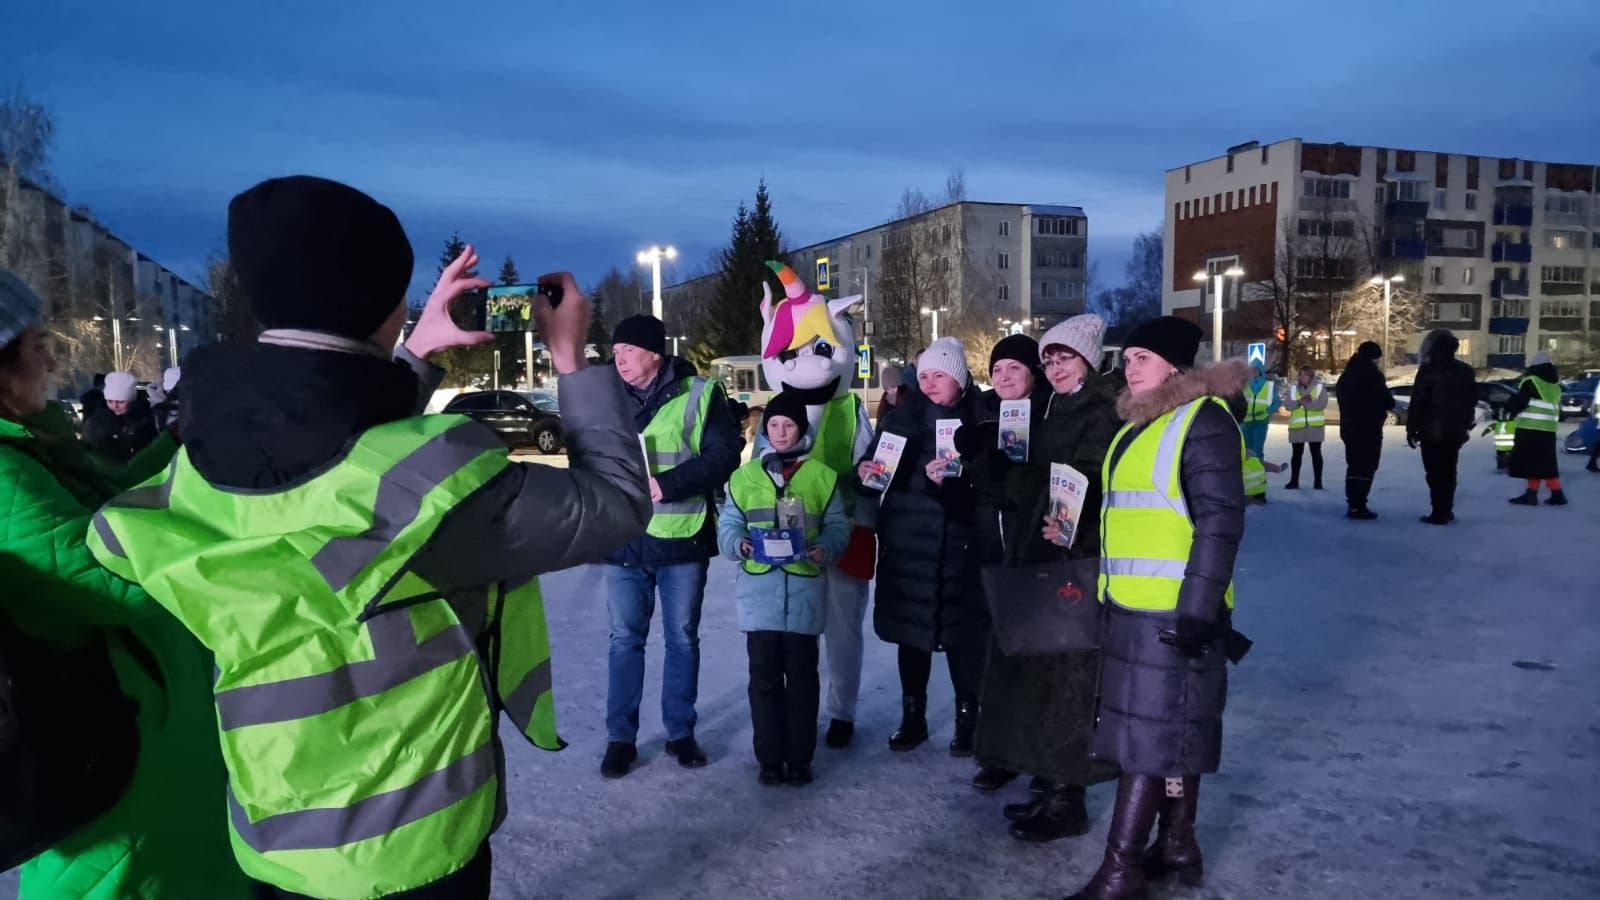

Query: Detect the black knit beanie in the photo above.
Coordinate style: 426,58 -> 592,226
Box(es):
228,176 -> 414,340
1124,315 -> 1204,369
611,314 -> 667,355
1357,340 -> 1383,361
989,333 -> 1040,374
761,390 -> 810,438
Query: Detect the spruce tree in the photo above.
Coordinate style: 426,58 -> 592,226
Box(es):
497,255 -> 520,286
690,180 -> 784,369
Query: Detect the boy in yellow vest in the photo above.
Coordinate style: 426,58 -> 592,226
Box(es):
717,391 -> 850,787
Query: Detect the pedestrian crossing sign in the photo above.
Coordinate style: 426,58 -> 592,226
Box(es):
1247,342 -> 1266,367
816,257 -> 831,290
857,343 -> 872,380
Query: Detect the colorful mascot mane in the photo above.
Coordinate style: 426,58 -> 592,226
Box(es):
758,261 -> 862,406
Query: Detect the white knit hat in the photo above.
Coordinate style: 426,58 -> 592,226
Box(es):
1530,350 -> 1552,367
917,337 -> 970,389
104,371 -> 138,403
162,366 -> 182,392
0,269 -> 45,350
1039,314 -> 1105,365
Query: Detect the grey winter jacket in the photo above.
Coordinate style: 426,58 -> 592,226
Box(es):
1092,361 -> 1248,777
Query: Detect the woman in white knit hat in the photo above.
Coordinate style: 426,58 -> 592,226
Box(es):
964,314 -> 1127,843
855,336 -> 989,754
83,370 -> 160,463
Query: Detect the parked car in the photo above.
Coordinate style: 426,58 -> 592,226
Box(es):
1477,380 -> 1520,418
1559,376 -> 1598,421
1387,384 -> 1411,427
442,389 -> 563,454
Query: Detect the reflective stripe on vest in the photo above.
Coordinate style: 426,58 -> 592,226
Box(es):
1244,380 -> 1275,423
728,457 -> 838,577
1099,397 -> 1240,613
1243,456 -> 1267,496
642,377 -> 716,538
87,416 -> 559,898
1493,420 -> 1517,450
1287,385 -> 1325,430
1514,376 -> 1560,433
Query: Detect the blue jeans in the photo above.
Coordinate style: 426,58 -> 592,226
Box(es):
605,560 -> 710,743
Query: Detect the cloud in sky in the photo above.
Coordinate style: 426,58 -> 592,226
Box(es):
3,0 -> 1595,297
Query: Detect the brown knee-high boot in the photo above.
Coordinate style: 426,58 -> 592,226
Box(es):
1066,774 -> 1163,900
1144,776 -> 1203,887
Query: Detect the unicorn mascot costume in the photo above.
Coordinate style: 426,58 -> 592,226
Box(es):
759,261 -> 877,747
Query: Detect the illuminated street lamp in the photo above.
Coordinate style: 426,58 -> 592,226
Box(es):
636,245 -> 678,321
920,305 -> 948,341
91,313 -> 141,371
1193,266 -> 1245,362
1369,274 -> 1405,361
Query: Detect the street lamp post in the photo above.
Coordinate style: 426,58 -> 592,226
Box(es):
671,335 -> 686,356
636,245 -> 678,321
1193,266 -> 1245,362
1369,274 -> 1405,361
92,313 -> 140,371
919,305 -> 947,341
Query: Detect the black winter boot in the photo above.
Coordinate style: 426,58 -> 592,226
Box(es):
1346,506 -> 1378,520
1509,489 -> 1539,505
824,718 -> 854,749
1144,776 -> 1204,888
1546,490 -> 1568,506
1067,775 -> 1162,900
949,701 -> 978,757
1004,777 -> 1050,822
888,695 -> 928,752
1009,784 -> 1089,843
971,766 -> 1018,792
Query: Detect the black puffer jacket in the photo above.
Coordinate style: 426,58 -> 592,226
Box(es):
1335,352 -> 1395,443
82,402 -> 160,464
1407,331 -> 1478,445
1092,361 -> 1248,777
866,386 -> 987,654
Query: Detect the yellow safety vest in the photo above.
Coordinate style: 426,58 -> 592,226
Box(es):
1243,455 -> 1267,497
642,376 -> 717,538
1514,376 -> 1560,434
727,457 -> 838,577
88,416 -> 559,899
1244,380 -> 1275,423
1287,384 -> 1325,431
1100,397 -> 1241,613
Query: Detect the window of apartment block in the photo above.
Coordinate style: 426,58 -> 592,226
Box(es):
999,221 -> 1010,237
998,252 -> 1010,269
1491,298 -> 1529,318
1302,176 -> 1351,199
1545,194 -> 1587,216
1465,191 -> 1478,211
1226,192 -> 1234,211
1467,157 -> 1480,190
1547,229 -> 1585,250
1396,150 -> 1416,172
1203,196 -> 1211,215
1542,298 -> 1584,317
1185,166 -> 1191,184
1458,338 -> 1472,358
941,225 -> 952,243
1430,266 -> 1444,286
1249,186 -> 1257,205
1463,267 -> 1475,286
1298,218 -> 1355,238
1393,180 -> 1425,202
1540,265 -> 1584,283
1433,189 -> 1447,211
1226,154 -> 1234,173
1070,252 -> 1081,268
1498,158 -> 1517,180
1035,217 -> 1081,236
1261,145 -> 1269,164
1040,281 -> 1054,299
1495,334 -> 1525,355
998,283 -> 1009,301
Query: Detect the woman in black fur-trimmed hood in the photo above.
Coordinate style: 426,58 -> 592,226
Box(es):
1068,316 -> 1248,900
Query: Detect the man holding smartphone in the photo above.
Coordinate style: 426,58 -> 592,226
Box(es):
89,175 -> 650,899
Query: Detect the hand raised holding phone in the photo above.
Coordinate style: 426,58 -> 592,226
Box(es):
533,272 -> 591,375
404,245 -> 494,360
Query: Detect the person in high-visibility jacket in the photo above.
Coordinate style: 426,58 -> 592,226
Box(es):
717,391 -> 850,787
1485,414 -> 1516,470
1282,365 -> 1328,489
87,176 -> 651,900
1067,316 -> 1248,900
1505,351 -> 1567,506
603,314 -> 744,779
1238,362 -> 1279,461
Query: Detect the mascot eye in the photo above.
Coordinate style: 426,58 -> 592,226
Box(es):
814,341 -> 834,359
778,349 -> 799,363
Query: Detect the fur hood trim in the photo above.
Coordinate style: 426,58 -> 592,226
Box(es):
1117,360 -> 1249,426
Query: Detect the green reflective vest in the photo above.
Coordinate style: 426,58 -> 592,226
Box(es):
642,376 -> 717,538
813,394 -> 863,517
1515,376 -> 1560,433
1243,455 -> 1267,497
1493,418 -> 1517,450
87,415 -> 559,900
1244,380 -> 1275,423
1287,384 -> 1325,430
728,457 -> 838,577
1100,397 -> 1241,613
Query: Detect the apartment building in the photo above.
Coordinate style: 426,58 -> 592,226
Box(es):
1163,138 -> 1598,370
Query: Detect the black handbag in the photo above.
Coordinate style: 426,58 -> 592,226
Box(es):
0,610 -> 141,871
981,556 -> 1104,657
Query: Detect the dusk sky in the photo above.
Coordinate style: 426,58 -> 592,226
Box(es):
4,0 -> 1597,298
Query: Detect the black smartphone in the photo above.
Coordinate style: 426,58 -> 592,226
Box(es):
450,282 -> 564,333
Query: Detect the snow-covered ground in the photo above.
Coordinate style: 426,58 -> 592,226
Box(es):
8,425 -> 1597,899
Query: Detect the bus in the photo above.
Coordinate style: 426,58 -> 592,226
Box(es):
709,355 -> 883,416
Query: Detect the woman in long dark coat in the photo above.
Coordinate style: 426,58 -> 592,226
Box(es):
1505,351 -> 1566,505
961,319 -> 1123,844
1068,316 -> 1247,900
857,337 -> 987,754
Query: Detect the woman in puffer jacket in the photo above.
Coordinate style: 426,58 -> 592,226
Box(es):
1068,316 -> 1248,900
